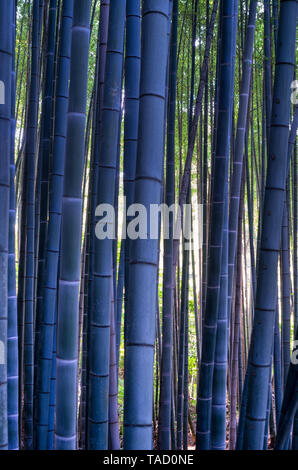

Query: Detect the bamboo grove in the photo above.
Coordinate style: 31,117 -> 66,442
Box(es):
0,0 -> 297,451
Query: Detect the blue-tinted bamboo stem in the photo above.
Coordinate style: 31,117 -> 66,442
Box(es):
88,0 -> 125,450
158,0 -> 178,450
229,174 -> 244,450
274,303 -> 282,425
23,0 -> 43,449
176,253 -> 186,449
55,0 -> 91,449
84,0 -> 110,445
275,324 -> 298,449
7,0 -> 19,450
34,0 -> 57,394
0,0 -> 13,452
211,0 -> 238,450
116,241 -> 124,370
124,0 -> 169,450
242,0 -> 297,449
196,0 -> 234,450
281,197 -> 291,388
123,0 -> 141,367
108,276 -> 120,449
227,0 -> 257,327
47,321 -> 56,450
35,0 -> 74,449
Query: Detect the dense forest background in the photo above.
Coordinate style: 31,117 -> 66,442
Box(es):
0,0 -> 297,451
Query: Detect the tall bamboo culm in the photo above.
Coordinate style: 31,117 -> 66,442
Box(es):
35,0 -> 74,450
7,0 -> 19,450
22,0 -> 43,450
0,0 -> 13,452
196,0 -> 235,450
242,0 -> 297,450
124,0 -> 170,450
55,0 -> 91,450
88,0 -> 126,450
